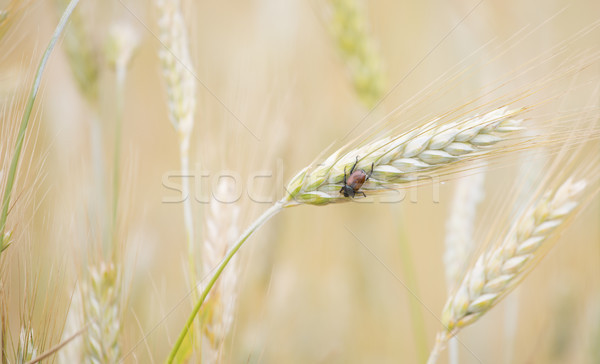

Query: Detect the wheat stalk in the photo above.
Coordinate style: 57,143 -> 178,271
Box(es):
444,170 -> 486,293
200,179 -> 241,363
105,22 -> 140,249
443,169 -> 486,364
156,0 -> 198,295
0,0 -> 80,253
58,284 -> 83,363
428,177 -> 589,363
286,106 -> 523,205
82,263 -> 121,364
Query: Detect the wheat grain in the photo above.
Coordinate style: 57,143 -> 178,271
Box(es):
285,106 -> 523,206
17,327 -> 36,363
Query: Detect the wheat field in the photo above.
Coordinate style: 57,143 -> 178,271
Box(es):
1,0 -> 599,363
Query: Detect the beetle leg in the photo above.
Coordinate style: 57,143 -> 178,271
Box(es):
359,191 -> 366,198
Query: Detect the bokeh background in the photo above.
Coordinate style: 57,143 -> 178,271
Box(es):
1,0 -> 599,362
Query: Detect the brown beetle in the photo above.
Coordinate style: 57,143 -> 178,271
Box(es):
340,157 -> 374,198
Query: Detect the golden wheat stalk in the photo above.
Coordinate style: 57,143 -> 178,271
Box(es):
155,0 -> 198,291
444,170 -> 486,292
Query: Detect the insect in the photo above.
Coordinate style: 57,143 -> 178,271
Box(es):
340,157 -> 374,198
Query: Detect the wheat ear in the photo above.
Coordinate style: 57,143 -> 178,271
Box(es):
328,0 -> 385,107
156,0 -> 198,286
428,178 -> 588,363
200,179 -> 241,363
59,0 -> 99,104
82,263 -> 121,364
286,106 -> 523,205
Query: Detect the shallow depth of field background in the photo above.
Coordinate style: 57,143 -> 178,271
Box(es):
2,0 -> 600,362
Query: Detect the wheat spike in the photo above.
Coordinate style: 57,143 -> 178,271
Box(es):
427,177 -> 590,364
328,0 -> 385,107
156,0 -> 198,289
58,0 -> 99,103
156,0 -> 196,140
285,107 -> 523,206
441,177 -> 587,337
201,179 -> 241,363
82,263 -> 121,364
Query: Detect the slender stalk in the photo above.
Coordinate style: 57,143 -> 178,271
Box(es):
167,201 -> 285,363
155,0 -> 199,302
180,135 -> 197,294
396,212 -> 428,363
111,66 -> 125,250
427,335 -> 444,364
0,0 -> 81,252
25,325 -> 87,364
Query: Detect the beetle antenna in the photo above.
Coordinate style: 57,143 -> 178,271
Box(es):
350,156 -> 358,174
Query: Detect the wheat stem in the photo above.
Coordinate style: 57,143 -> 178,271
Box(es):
427,333 -> 445,364
156,0 -> 199,295
396,214 -> 428,363
0,0 -> 80,253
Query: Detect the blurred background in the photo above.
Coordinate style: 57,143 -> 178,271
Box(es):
1,0 -> 599,362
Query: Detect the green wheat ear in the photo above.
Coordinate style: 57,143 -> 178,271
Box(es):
329,0 -> 385,108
